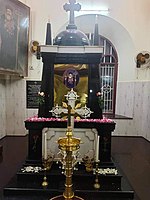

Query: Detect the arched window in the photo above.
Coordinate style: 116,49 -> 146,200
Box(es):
100,36 -> 118,114
87,34 -> 118,115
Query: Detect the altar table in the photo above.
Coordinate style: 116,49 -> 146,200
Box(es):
25,117 -> 116,165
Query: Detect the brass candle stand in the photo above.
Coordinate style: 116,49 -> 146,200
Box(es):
42,158 -> 49,187
42,156 -> 54,187
50,126 -> 84,200
82,156 -> 94,172
49,87 -> 93,199
94,161 -> 100,189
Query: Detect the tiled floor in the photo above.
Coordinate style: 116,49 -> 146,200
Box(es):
112,136 -> 150,200
0,136 -> 149,200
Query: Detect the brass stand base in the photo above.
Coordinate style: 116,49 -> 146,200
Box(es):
50,195 -> 84,200
94,181 -> 100,189
42,176 -> 48,187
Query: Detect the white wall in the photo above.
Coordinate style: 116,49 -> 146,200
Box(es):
0,0 -> 150,141
24,0 -> 150,81
114,81 -> 150,141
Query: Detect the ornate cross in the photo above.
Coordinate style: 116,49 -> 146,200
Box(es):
63,0 -> 81,29
50,89 -> 93,128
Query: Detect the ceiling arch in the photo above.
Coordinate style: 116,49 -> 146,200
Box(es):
57,14 -> 136,81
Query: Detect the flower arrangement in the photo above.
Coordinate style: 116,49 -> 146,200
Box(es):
96,92 -> 104,110
93,167 -> 118,175
37,91 -> 45,104
21,166 -> 43,173
27,116 -> 114,123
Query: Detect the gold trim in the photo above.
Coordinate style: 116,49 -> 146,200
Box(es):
50,195 -> 84,200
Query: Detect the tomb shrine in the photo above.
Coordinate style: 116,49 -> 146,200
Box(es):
3,0 -> 134,199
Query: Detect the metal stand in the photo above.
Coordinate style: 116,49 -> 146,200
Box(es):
94,162 -> 100,189
42,158 -> 48,187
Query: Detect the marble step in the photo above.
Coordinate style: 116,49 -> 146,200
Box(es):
16,162 -> 122,189
3,175 -> 134,199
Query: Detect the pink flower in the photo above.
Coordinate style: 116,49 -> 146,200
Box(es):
26,116 -> 114,123
96,92 -> 102,96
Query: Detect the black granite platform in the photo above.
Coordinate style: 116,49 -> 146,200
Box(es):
3,161 -> 134,200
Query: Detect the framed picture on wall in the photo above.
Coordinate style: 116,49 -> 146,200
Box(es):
0,0 -> 30,76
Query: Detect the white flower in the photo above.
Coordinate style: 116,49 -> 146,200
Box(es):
38,91 -> 45,97
21,166 -> 43,173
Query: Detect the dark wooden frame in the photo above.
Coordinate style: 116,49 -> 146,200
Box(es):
38,51 -> 103,119
0,0 -> 30,76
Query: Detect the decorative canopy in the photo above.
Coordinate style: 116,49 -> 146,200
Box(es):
54,0 -> 89,46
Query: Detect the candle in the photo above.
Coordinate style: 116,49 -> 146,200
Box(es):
96,135 -> 100,162
44,132 -> 47,160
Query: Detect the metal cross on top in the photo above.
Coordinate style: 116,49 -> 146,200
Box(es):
50,89 -> 93,129
63,0 -> 81,29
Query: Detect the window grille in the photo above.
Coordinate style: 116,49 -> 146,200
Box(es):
87,34 -> 118,114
